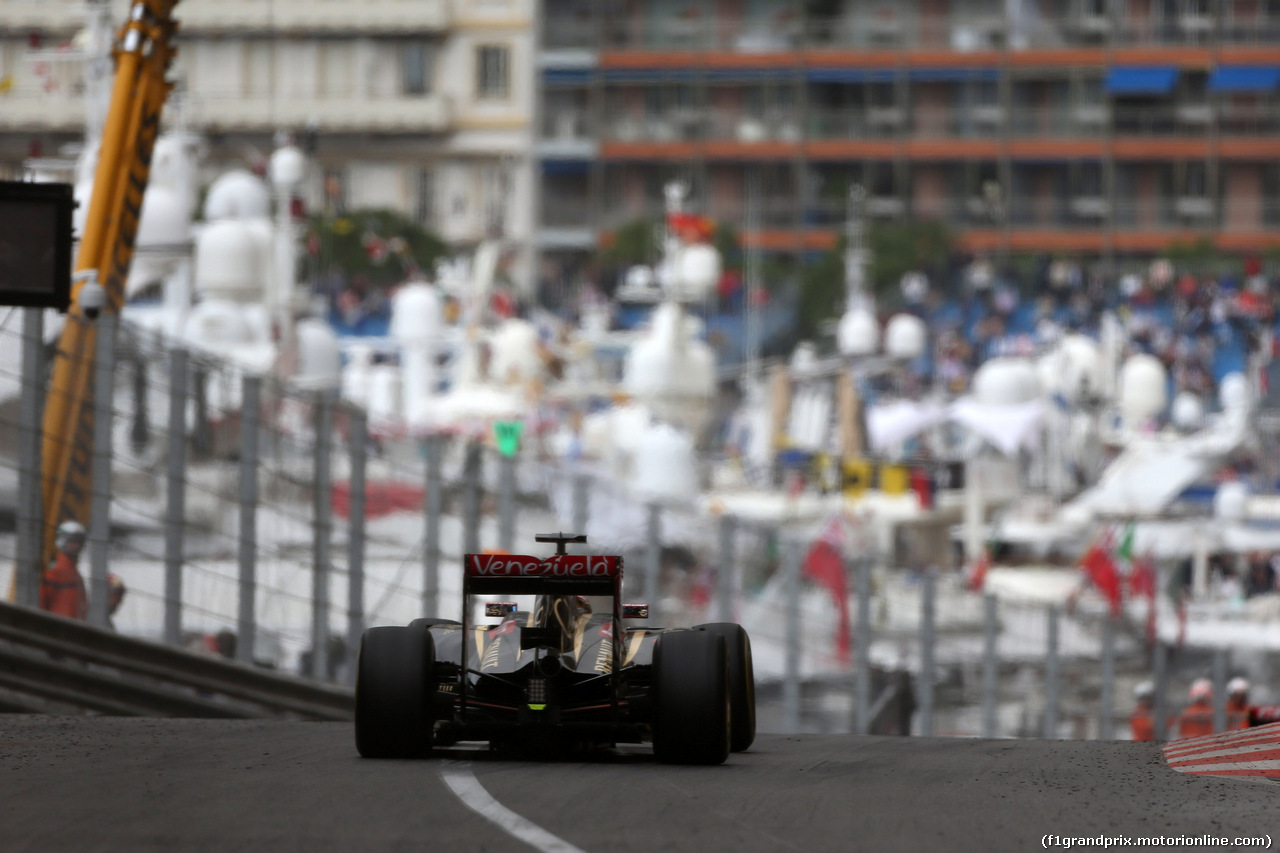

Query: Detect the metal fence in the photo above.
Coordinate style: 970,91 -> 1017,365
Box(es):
0,308 -> 1257,739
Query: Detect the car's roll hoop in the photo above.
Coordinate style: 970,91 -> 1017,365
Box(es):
535,532 -> 589,555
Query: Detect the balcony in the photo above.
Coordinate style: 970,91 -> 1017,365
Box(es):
604,15 -> 802,52
540,192 -> 595,240
0,94 -> 85,131
542,18 -> 598,52
538,110 -> 597,158
594,11 -> 1280,54
706,111 -> 802,144
1218,103 -> 1280,137
1008,104 -> 1108,138
176,0 -> 450,34
0,1 -> 126,31
180,93 -> 452,134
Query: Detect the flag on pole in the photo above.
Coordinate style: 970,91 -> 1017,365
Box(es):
965,546 -> 992,593
1080,527 -> 1123,616
1129,550 -> 1159,645
1115,521 -> 1135,567
965,522 -> 1000,593
803,513 -> 851,663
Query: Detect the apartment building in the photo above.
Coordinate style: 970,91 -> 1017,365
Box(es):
0,0 -> 536,288
536,0 -> 1280,296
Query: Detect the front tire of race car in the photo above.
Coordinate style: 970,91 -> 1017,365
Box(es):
651,630 -> 731,765
355,623 -> 436,759
695,623 -> 756,752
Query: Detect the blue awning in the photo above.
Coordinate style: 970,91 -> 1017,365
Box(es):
543,69 -> 592,86
1209,65 -> 1280,92
807,67 -> 897,84
909,67 -> 1000,82
602,69 -> 695,83
541,160 -> 591,175
1105,66 -> 1179,95
705,68 -> 795,82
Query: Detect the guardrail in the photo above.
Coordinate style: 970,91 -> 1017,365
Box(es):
0,600 -> 354,720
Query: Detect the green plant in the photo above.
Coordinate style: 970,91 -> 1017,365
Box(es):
869,219 -> 953,297
308,208 -> 447,289
1164,237 -> 1222,276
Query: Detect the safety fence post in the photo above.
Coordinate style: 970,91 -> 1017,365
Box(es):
1212,647 -> 1229,734
236,374 -> 260,665
1153,640 -> 1169,741
346,406 -> 367,687
716,514 -> 735,623
918,570 -> 936,736
422,433 -> 443,617
645,503 -> 661,621
982,593 -> 999,738
1044,606 -> 1060,738
498,450 -> 516,554
15,308 -> 45,608
854,556 -> 872,735
462,440 -> 482,558
1100,613 -> 1116,739
783,535 -> 802,734
163,348 -> 188,646
311,392 -> 333,681
87,313 -> 117,630
572,471 -> 589,536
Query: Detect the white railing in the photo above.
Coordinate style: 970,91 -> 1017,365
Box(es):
0,0 -> 450,33
182,93 -> 453,133
175,0 -> 451,33
0,95 -> 85,131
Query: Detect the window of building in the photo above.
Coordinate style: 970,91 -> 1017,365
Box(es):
414,168 -> 435,227
475,44 -> 510,100
402,41 -> 436,96
323,168 -> 346,215
868,161 -> 899,196
1181,161 -> 1208,197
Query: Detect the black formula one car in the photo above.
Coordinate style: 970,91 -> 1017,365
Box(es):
355,533 -> 755,764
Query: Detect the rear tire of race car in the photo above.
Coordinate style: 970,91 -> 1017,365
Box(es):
651,630 -> 731,765
695,623 -> 756,752
409,617 -> 460,630
355,623 -> 436,759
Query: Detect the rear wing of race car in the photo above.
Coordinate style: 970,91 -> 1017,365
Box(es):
459,533 -> 626,718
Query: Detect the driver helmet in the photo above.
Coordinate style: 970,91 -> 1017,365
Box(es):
55,520 -> 87,551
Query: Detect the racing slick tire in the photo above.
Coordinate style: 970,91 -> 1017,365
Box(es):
409,618 -> 461,630
695,623 -> 756,752
355,623 -> 436,759
651,630 -> 731,765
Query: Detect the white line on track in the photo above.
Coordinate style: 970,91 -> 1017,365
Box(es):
441,761 -> 589,853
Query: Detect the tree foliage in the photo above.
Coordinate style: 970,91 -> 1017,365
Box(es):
308,208 -> 447,289
796,220 -> 955,342
1165,237 -> 1224,276
869,220 -> 954,294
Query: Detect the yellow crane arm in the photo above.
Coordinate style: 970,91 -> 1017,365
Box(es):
38,0 -> 180,571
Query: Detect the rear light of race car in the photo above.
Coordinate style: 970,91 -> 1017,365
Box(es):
526,678 -> 548,709
485,602 -> 518,618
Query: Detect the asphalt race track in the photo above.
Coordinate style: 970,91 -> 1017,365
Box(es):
0,716 -> 1273,852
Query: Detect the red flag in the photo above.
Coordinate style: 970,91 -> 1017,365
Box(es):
1129,552 -> 1158,645
803,515 -> 851,663
1081,541 -> 1123,616
965,548 -> 991,593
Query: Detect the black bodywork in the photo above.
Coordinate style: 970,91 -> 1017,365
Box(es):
432,535 -> 669,750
